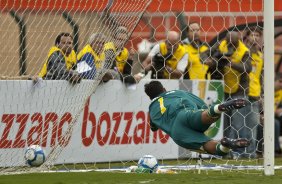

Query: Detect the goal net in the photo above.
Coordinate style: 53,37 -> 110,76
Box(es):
0,0 -> 151,174
0,0 -> 279,175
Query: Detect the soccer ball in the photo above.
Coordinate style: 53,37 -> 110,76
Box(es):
137,155 -> 158,173
24,145 -> 46,167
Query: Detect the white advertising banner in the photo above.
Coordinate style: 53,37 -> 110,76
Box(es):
0,79 -> 223,166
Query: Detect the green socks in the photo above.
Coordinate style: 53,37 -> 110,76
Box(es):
208,104 -> 221,118
215,143 -> 230,156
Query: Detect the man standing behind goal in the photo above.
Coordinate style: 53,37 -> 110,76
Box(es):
37,32 -> 81,83
102,26 -> 144,84
244,27 -> 264,158
142,31 -> 188,79
217,31 -> 252,158
183,22 -> 213,80
144,81 -> 250,156
76,33 -> 105,79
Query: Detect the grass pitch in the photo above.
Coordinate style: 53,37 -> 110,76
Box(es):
1,170 -> 282,184
1,158 -> 282,184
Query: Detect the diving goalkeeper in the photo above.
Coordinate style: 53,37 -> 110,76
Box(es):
144,81 -> 250,156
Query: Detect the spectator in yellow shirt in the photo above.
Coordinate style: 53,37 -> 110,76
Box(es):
183,22 -> 213,79
142,31 -> 188,79
37,32 -> 80,83
244,27 -> 263,158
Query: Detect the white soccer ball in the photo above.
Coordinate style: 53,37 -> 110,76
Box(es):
138,155 -> 158,173
24,145 -> 46,167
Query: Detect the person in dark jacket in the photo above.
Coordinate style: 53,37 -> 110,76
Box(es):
102,26 -> 144,85
38,32 -> 81,84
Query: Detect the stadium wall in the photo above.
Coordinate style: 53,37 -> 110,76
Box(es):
0,79 -> 223,166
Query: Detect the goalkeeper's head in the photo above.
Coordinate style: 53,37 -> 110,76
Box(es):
144,81 -> 166,100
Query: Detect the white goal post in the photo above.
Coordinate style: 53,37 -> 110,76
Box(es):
263,0 -> 275,176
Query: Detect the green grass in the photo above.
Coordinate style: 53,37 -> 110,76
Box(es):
1,170 -> 282,184
1,158 -> 282,184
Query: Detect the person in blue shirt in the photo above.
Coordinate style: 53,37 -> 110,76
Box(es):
77,33 -> 106,79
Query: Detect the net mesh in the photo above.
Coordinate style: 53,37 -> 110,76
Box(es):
0,0 -> 280,175
0,0 -> 151,174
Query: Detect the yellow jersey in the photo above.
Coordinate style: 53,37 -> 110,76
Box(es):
248,51 -> 264,97
38,46 -> 76,78
159,42 -> 187,79
104,42 -> 129,73
219,40 -> 249,94
115,47 -> 129,73
77,44 -> 104,69
184,44 -> 209,79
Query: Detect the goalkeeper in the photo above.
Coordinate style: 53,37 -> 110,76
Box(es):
144,81 -> 250,156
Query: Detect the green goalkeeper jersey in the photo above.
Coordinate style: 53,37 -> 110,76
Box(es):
149,90 -> 208,135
